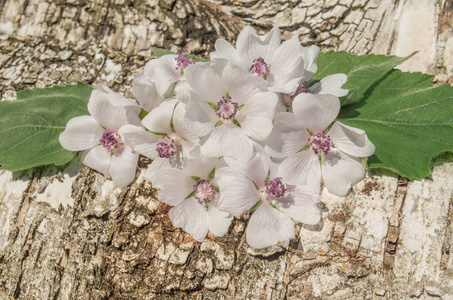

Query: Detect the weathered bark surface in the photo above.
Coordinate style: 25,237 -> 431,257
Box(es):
1,0 -> 453,299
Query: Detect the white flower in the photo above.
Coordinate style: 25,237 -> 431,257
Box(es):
145,152 -> 232,242
216,147 -> 320,249
266,93 -> 375,196
133,50 -> 196,107
59,84 -> 141,187
119,99 -> 198,172
211,26 -> 311,95
184,61 -> 278,161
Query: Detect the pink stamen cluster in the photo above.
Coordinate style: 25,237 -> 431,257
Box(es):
263,177 -> 286,200
175,49 -> 195,70
309,132 -> 334,155
215,96 -> 239,120
100,129 -> 122,151
249,57 -> 270,78
193,180 -> 217,205
292,81 -> 311,99
156,136 -> 177,158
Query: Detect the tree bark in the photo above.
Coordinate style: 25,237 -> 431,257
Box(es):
1,0 -> 453,299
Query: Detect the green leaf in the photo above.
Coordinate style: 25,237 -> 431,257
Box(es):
249,201 -> 261,211
208,168 -> 216,180
139,108 -> 149,119
313,51 -> 411,106
191,176 -> 201,182
337,70 -> 453,179
0,82 -> 93,172
169,102 -> 179,133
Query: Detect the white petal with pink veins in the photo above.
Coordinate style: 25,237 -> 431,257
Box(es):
328,121 -> 375,157
292,93 -> 340,134
322,148 -> 365,197
59,115 -> 104,151
246,202 -> 295,249
109,145 -> 139,187
169,197 -> 209,242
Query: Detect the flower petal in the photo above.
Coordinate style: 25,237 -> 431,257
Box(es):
185,63 -> 225,102
144,167 -> 195,206
301,45 -> 320,80
184,95 -> 217,138
237,91 -> 277,141
132,74 -> 163,111
141,99 -> 178,134
277,185 -> 321,225
174,80 -> 191,104
278,150 -> 322,191
329,122 -> 375,157
216,167 -> 260,217
118,125 -> 159,159
292,93 -> 340,133
169,197 -> 209,242
246,203 -> 295,249
80,145 -> 111,178
201,122 -> 254,161
224,144 -> 269,185
59,115 -> 104,151
265,112 -> 310,158
153,55 -> 180,98
207,206 -> 233,237
322,149 -> 365,197
309,73 -> 348,97
269,38 -> 305,94
109,146 -> 139,187
237,26 -> 281,68
88,88 -> 141,129
211,39 -> 240,65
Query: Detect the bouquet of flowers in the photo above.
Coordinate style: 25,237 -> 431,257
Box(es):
2,26 -> 452,250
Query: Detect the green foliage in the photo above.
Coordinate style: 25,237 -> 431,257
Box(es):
312,51 -> 411,106
338,70 -> 453,179
0,82 -> 92,172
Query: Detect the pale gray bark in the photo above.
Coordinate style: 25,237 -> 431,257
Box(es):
1,0 -> 452,299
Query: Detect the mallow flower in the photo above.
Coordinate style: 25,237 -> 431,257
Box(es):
216,146 -> 321,249
265,93 -> 375,196
145,150 -> 232,242
59,84 -> 141,187
133,49 -> 196,107
210,26 -> 310,95
184,61 -> 278,161
119,99 -> 198,172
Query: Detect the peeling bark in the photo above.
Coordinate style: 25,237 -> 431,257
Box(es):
1,0 -> 453,299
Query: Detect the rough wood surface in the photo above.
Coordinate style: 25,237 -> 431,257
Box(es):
1,0 -> 453,299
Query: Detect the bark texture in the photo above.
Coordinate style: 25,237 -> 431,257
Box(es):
1,0 -> 453,299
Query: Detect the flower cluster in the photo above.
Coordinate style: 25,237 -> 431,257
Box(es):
59,26 -> 375,249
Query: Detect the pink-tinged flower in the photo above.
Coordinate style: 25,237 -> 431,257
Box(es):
59,84 -> 141,187
119,99 -> 198,171
265,93 -> 375,196
211,26 -> 315,95
133,49 -> 196,107
216,147 -> 320,249
184,61 -> 278,161
145,153 -> 232,242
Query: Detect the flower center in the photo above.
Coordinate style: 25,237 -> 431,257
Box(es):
309,132 -> 334,155
292,81 -> 311,99
193,180 -> 217,205
249,57 -> 270,79
262,177 -> 286,201
156,136 -> 177,158
175,49 -> 195,70
100,129 -> 122,151
215,96 -> 239,120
